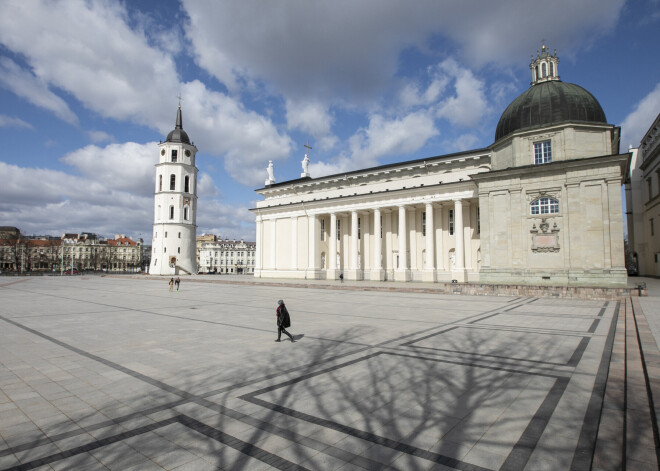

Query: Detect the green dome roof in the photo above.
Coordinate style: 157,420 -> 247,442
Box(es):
495,81 -> 607,142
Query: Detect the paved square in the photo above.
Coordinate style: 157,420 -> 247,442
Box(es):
0,276 -> 618,470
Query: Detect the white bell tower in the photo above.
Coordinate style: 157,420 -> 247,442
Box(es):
151,105 -> 198,275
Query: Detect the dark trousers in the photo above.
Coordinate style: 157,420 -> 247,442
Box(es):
278,325 -> 293,341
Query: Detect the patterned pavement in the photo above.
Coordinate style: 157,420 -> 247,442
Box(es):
0,275 -> 639,470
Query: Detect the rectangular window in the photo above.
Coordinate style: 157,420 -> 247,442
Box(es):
534,140 -> 552,164
477,207 -> 481,234
422,212 -> 426,236
171,149 -> 178,162
321,219 -> 325,241
358,218 -> 361,240
449,209 -> 454,235
337,219 -> 341,240
170,174 -> 176,190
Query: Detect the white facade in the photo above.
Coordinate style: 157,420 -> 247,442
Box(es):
626,112 -> 660,276
251,49 -> 629,287
197,237 -> 256,274
151,107 -> 198,275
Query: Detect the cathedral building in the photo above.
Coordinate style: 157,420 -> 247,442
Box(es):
151,106 -> 198,275
251,47 -> 630,286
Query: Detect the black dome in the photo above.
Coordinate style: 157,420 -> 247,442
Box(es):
495,81 -> 607,142
165,107 -> 191,145
166,128 -> 191,145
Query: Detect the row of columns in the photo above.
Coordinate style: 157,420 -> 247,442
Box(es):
256,199 -> 468,281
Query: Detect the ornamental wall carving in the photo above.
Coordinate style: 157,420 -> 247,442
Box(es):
530,218 -> 560,253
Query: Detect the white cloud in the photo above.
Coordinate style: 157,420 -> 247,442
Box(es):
182,0 -> 625,104
0,58 -> 78,124
434,59 -> 489,128
87,130 -> 114,143
0,114 -> 32,129
310,111 -> 438,178
0,0 -> 293,189
61,142 -> 157,197
286,99 -> 336,144
197,199 -> 256,240
620,82 -> 660,149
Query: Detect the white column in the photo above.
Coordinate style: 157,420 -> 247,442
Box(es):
291,216 -> 298,270
329,212 -> 338,278
453,199 -> 466,282
396,205 -> 409,281
348,210 -> 360,280
371,208 -> 384,280
435,204 -> 444,271
423,203 -> 435,282
270,218 -> 276,270
255,216 -> 262,275
408,208 -> 417,272
307,214 -> 318,276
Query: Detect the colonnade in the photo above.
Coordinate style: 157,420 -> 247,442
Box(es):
255,198 -> 473,282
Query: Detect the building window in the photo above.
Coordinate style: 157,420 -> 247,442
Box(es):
171,149 -> 178,162
530,197 -> 559,215
164,247 -> 166,253
337,219 -> 341,240
170,174 -> 176,190
178,232 -> 181,238
534,140 -> 552,164
477,207 -> 481,234
358,218 -> 361,240
542,62 -> 547,77
169,206 -> 174,219
159,175 -> 162,191
164,232 -> 167,238
178,247 -> 181,254
320,219 -> 325,241
449,210 -> 454,235
422,212 -> 426,236
184,176 -> 190,193
380,216 -> 383,238
184,206 -> 189,221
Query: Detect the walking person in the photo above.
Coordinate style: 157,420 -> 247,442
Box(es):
169,278 -> 174,292
275,300 -> 295,342
175,277 -> 180,291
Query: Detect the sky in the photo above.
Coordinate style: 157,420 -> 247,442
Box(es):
1,0 -> 659,242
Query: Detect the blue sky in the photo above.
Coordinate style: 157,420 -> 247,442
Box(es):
1,0 -> 659,241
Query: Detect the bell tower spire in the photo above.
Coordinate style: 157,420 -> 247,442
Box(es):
530,44 -> 560,85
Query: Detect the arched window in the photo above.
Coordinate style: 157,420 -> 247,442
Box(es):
159,175 -> 162,191
184,206 -> 189,221
542,63 -> 547,77
530,197 -> 559,215
169,206 -> 174,219
170,174 -> 176,190
549,62 -> 554,77
184,176 -> 190,193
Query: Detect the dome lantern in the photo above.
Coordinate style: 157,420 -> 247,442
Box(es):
530,44 -> 559,85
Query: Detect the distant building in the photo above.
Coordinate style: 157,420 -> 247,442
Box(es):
626,112 -> 660,276
0,230 -> 144,273
197,235 -> 256,274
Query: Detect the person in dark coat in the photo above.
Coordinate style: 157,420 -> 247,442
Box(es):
276,300 -> 294,342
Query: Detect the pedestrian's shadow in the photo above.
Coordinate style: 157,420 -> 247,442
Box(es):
293,334 -> 305,341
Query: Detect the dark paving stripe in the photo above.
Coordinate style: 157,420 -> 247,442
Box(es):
569,301 -> 620,470
500,377 -> 570,470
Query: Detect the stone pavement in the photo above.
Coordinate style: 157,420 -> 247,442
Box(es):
0,275 -> 652,470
